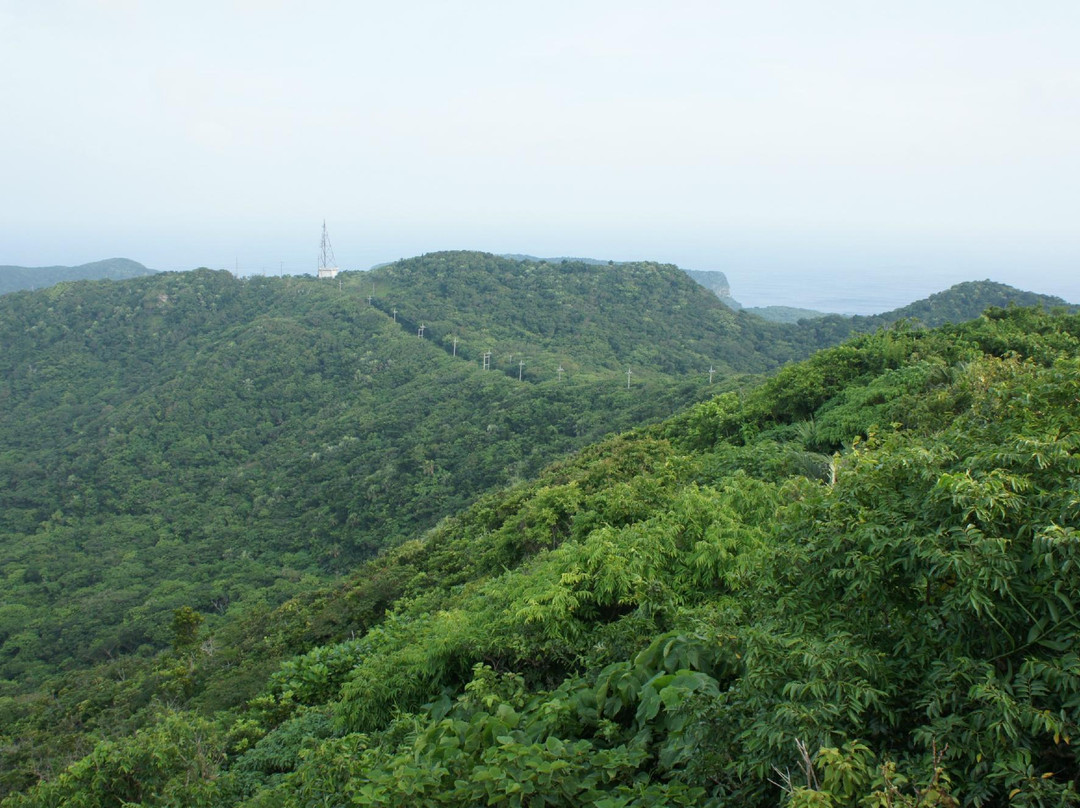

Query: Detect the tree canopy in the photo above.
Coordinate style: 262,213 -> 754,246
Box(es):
3,302 -> 1079,805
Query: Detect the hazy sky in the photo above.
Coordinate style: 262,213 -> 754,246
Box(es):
3,1 -> 1079,311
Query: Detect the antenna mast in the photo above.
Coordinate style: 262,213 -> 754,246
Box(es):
317,220 -> 340,279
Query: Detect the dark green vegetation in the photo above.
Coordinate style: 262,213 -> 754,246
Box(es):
2,253 -> 1078,805
3,301 -> 1080,805
2,256 -> 753,693
861,280 -> 1073,328
818,280 -> 1074,334
364,252 -> 818,378
0,258 -> 156,296
500,257 -> 743,310
744,305 -> 829,323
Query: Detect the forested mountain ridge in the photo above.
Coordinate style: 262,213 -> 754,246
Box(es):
3,305 -> 1078,806
2,253 -> 1076,804
1,262 -> 747,693
365,252 -> 797,376
781,279 -> 1074,332
866,278 -> 1074,326
0,257 -> 1068,697
500,254 -> 740,309
0,258 -> 155,295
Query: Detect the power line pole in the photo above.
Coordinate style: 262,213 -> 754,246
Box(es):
392,308 -> 397,322
452,337 -> 458,357
709,365 -> 715,384
483,351 -> 491,370
626,367 -> 633,389
418,323 -> 425,338
557,365 -> 564,382
518,359 -> 524,381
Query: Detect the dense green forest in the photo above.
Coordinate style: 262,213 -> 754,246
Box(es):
743,305 -> 828,323
1,259 -> 748,692
5,250 -> 862,696
807,280 -> 1074,334
364,252 -> 813,375
0,259 -> 156,296
1,253 -> 1076,805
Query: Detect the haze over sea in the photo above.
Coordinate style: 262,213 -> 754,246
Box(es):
709,236 -> 1080,314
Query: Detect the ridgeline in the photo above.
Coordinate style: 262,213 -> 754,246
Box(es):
0,258 -> 156,296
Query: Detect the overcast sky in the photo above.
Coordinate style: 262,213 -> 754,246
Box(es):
2,1 -> 1078,310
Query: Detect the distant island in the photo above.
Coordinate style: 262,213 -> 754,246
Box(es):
0,257 -> 156,296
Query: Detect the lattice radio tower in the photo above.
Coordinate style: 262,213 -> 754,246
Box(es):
317,220 -> 339,279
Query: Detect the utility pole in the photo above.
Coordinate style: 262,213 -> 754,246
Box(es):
367,294 -> 373,305
452,337 -> 458,357
626,367 -> 633,389
392,308 -> 398,322
518,360 -> 524,381
709,366 -> 715,384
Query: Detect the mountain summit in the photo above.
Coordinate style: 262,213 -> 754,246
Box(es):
0,257 -> 156,295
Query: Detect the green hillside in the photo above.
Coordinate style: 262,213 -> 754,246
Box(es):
498,258 -> 743,310
743,304 -> 829,323
1,262 -> 750,693
869,279 -> 1075,326
0,258 -> 156,296
795,279 -> 1074,336
3,253 -> 1079,805
6,249 -> 860,701
363,252 -> 804,376
4,305 -> 1078,806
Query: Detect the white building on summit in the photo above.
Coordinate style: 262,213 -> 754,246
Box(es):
317,221 -> 340,279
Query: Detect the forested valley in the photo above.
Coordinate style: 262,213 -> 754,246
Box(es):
1,252 -> 1077,805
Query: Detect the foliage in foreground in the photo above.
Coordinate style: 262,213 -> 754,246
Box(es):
4,307 -> 1080,806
